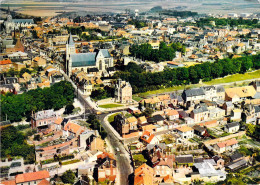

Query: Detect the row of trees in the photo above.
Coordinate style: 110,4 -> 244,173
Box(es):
128,20 -> 148,28
1,81 -> 75,122
90,86 -> 115,100
114,54 -> 260,93
1,125 -> 35,163
87,114 -> 107,139
160,10 -> 198,18
196,17 -> 260,28
130,42 -> 182,62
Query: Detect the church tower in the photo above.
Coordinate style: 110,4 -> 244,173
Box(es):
66,34 -> 76,76
5,6 -> 13,34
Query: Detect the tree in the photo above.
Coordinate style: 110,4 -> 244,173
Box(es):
64,104 -> 75,115
61,170 -> 75,184
143,108 -> 154,117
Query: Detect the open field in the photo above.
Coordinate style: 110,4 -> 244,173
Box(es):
1,0 -> 260,17
204,70 -> 260,85
137,69 -> 260,97
99,103 -> 123,109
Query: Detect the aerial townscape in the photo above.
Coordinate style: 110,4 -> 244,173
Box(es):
0,0 -> 260,185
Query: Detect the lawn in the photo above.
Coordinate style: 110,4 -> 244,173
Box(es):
137,70 -> 260,97
204,70 -> 260,85
108,112 -> 121,123
61,159 -> 80,165
99,104 -> 123,109
132,95 -> 143,102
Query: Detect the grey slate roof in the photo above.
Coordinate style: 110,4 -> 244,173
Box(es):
201,86 -> 215,91
253,92 -> 260,99
71,53 -> 96,67
230,152 -> 243,161
255,106 -> 260,113
193,106 -> 208,114
175,155 -> 194,164
184,88 -> 205,97
226,159 -> 247,170
13,19 -> 34,24
216,85 -> 225,93
99,49 -> 111,58
226,122 -> 240,129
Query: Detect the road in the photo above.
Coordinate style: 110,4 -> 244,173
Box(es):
61,70 -> 133,185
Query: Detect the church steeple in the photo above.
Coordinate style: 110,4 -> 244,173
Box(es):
68,33 -> 75,46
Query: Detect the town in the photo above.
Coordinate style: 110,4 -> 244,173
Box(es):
0,4 -> 260,185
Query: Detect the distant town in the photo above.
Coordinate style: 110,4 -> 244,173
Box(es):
0,5 -> 260,185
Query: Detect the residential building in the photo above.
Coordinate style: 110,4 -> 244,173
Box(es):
134,164 -> 154,185
225,86 -> 256,102
31,109 -> 57,129
15,171 -> 50,185
176,126 -> 194,139
114,79 -> 132,104
126,116 -> 138,131
114,114 -> 129,136
96,152 -> 117,183
224,122 -> 240,133
190,106 -> 209,123
214,138 -> 239,153
182,88 -> 205,103
63,122 -> 84,137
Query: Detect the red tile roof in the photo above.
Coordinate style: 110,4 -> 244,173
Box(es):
0,59 -> 12,65
1,180 -> 16,185
140,131 -> 155,144
217,138 -> 238,148
37,179 -> 50,185
15,171 -> 49,183
64,122 -> 82,134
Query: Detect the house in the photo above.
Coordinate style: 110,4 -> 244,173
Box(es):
32,57 -> 47,67
175,154 -> 194,165
31,109 -> 57,130
134,164 -> 154,185
78,130 -> 104,151
226,159 -> 248,171
224,122 -> 240,133
114,79 -> 132,104
114,114 -> 129,136
164,109 -> 179,120
230,109 -> 242,121
63,122 -> 84,137
216,85 -> 225,100
126,116 -> 138,131
201,86 -> 217,101
193,125 -> 207,137
190,106 -> 209,123
15,171 -> 50,185
193,161 -> 226,183
96,152 -> 117,183
0,58 -> 13,72
137,116 -> 147,126
223,101 -> 234,115
175,126 -> 194,139
182,88 -> 205,102
152,114 -> 165,125
140,131 -> 159,145
167,61 -> 184,68
225,86 -> 256,102
253,80 -> 260,92
214,138 -> 239,153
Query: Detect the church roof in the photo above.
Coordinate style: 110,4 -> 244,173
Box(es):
13,19 -> 34,24
71,53 -> 96,67
99,49 -> 111,58
68,34 -> 75,46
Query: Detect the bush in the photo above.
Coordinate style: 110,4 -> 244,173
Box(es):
64,104 -> 75,115
61,170 -> 76,184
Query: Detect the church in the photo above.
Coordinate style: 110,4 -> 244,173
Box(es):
4,7 -> 34,34
66,34 -> 113,77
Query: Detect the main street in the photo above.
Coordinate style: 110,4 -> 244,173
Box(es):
64,71 -> 133,185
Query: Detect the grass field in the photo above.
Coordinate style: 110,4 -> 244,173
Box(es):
99,103 -> 123,108
132,95 -> 143,102
137,70 -> 260,97
204,70 -> 260,85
